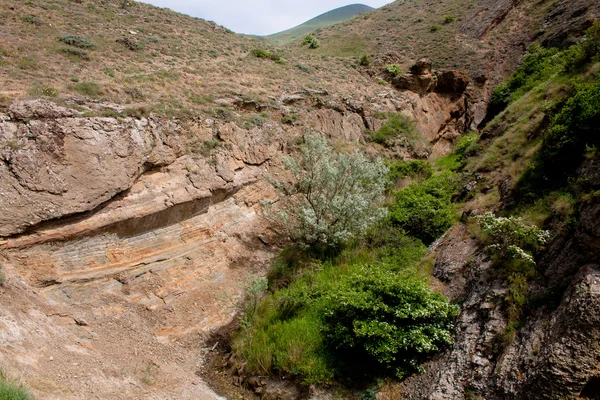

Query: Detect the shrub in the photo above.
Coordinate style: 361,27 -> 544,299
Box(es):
116,37 -> 144,51
372,114 -> 418,147
0,370 -> 34,400
443,15 -> 455,24
476,212 -> 550,268
359,55 -> 371,66
384,64 -> 402,76
29,84 -> 59,97
322,265 -> 458,379
386,159 -> 433,184
251,48 -> 281,61
302,34 -> 320,49
58,47 -> 90,60
389,173 -> 457,244
22,15 -> 42,25
261,135 -> 388,247
73,82 -> 101,97
429,25 -> 440,32
57,35 -> 95,49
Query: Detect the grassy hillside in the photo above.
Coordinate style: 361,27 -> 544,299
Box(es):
290,0 -> 560,81
266,4 -> 374,45
0,0 -> 379,119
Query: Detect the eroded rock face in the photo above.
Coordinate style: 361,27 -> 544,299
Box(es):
0,100 -> 182,237
400,166 -> 600,399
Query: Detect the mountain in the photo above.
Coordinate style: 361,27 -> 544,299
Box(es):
266,3 -> 374,45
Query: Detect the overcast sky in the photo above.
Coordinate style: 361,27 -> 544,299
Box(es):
138,0 -> 393,36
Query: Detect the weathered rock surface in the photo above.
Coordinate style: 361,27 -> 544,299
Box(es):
0,100 -> 183,237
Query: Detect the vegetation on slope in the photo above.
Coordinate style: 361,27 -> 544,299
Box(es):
0,370 -> 34,400
233,137 -> 459,387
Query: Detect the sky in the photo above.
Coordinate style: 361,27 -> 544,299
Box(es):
138,0 -> 393,36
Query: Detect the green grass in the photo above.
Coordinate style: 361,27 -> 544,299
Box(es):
0,370 -> 34,400
266,4 -> 374,45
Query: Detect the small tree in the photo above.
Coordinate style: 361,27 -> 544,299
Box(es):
301,34 -> 320,49
477,213 -> 550,264
262,135 -> 388,246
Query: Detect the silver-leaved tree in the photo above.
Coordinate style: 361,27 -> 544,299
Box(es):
261,135 -> 388,246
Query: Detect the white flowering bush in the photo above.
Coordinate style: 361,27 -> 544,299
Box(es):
261,135 -> 388,247
476,212 -> 550,266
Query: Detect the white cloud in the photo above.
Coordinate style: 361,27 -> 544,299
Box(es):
138,0 -> 392,35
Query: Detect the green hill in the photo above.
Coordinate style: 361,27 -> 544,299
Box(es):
266,4 -> 374,45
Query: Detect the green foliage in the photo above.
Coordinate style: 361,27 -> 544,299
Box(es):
322,266 -> 458,379
386,159 -> 433,184
116,37 -> 145,51
73,82 -> 101,97
262,135 -> 388,246
359,55 -> 371,66
57,35 -> 95,49
281,113 -> 298,124
435,133 -> 479,171
0,370 -> 34,400
233,232 -> 454,384
58,47 -> 90,60
389,173 -> 458,244
29,84 -> 58,97
372,114 -> 418,147
443,15 -> 455,24
429,25 -> 440,33
22,15 -> 42,25
384,64 -> 402,76
476,212 -> 549,269
251,48 -> 282,61
489,44 -> 559,111
302,34 -> 321,49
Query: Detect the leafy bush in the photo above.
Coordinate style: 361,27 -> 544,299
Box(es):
261,135 -> 388,247
389,173 -> 457,244
58,47 -> 90,60
386,159 -> 433,184
22,15 -> 42,25
372,114 -> 418,147
429,25 -> 440,32
476,212 -> 550,267
301,34 -> 320,49
443,15 -> 455,24
359,55 -> 371,66
322,266 -> 458,379
0,370 -> 34,400
251,48 -> 282,61
57,35 -> 95,49
435,133 -> 479,171
73,82 -> 101,97
234,234 -> 454,384
116,37 -> 145,51
384,64 -> 403,77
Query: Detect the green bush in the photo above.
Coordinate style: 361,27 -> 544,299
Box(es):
322,265 -> 458,379
373,114 -> 418,147
359,55 -> 371,66
0,370 -> 34,400
251,48 -> 282,61
301,34 -> 320,49
22,15 -> 42,25
443,15 -> 455,24
233,233 -> 454,384
386,159 -> 433,184
435,133 -> 479,171
476,212 -> 550,269
389,173 -> 457,244
116,37 -> 144,51
429,25 -> 440,32
262,135 -> 388,246
384,64 -> 403,76
57,35 -> 95,49
58,47 -> 90,60
73,82 -> 101,97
